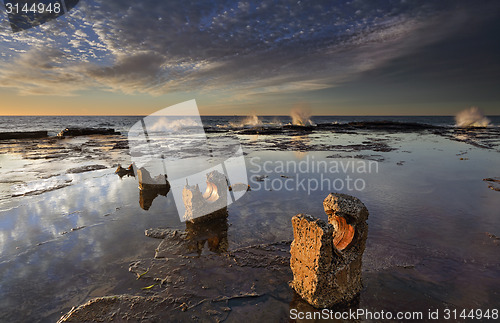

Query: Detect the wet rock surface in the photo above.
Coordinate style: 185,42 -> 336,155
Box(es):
59,235 -> 292,322
57,295 -> 176,323
3,119 -> 498,322
229,183 -> 251,192
57,128 -> 120,137
290,193 -> 369,308
144,228 -> 172,240
0,135 -> 129,165
59,180 -> 290,322
437,127 -> 500,150
10,178 -> 74,197
0,131 -> 48,140
483,177 -> 500,192
208,121 -> 443,135
208,121 -> 500,152
66,164 -> 107,174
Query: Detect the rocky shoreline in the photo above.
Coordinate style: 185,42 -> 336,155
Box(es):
1,122 -> 498,322
59,237 -> 293,322
0,127 -> 120,140
0,131 -> 48,140
59,193 -> 371,322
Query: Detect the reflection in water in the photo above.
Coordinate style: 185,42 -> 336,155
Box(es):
139,185 -> 170,210
115,164 -> 135,178
181,170 -> 230,255
126,164 -> 229,255
137,165 -> 171,211
66,131 -> 500,321
152,208 -> 229,258
185,209 -> 229,255
115,165 -> 171,211
0,168 -> 182,323
292,135 -> 311,160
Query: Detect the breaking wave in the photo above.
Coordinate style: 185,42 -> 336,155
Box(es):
455,107 -> 490,128
230,113 -> 262,128
291,106 -> 315,126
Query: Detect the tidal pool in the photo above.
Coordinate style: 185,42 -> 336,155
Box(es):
0,129 -> 499,322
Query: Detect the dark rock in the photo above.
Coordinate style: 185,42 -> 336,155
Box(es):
236,127 -> 284,135
283,124 -> 315,131
0,131 -> 48,140
66,164 -> 107,174
11,179 -> 73,197
486,232 -> 500,240
59,240 -> 292,322
145,228 -> 172,239
253,175 -> 268,182
154,229 -> 188,258
346,121 -> 441,131
203,127 -> 230,133
111,141 -> 129,149
57,128 -> 120,137
57,295 -> 175,323
488,185 -> 500,192
483,178 -> 500,183
483,178 -> 500,192
236,125 -> 314,136
229,183 -> 251,192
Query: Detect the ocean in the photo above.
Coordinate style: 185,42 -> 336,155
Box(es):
0,114 -> 499,322
0,115 -> 499,135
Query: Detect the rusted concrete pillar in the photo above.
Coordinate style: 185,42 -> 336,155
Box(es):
290,193 -> 369,308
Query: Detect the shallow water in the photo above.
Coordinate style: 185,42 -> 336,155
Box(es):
0,121 -> 499,322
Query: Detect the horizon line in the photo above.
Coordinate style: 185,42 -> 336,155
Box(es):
1,114 -> 500,117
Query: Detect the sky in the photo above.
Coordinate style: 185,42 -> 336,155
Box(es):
0,0 -> 499,116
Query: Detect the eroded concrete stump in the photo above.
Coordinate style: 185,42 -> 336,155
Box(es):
182,170 -> 229,222
290,193 -> 369,308
136,167 -> 170,210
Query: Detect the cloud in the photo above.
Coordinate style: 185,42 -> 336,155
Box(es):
0,0 -> 494,96
86,52 -> 168,94
0,47 -> 90,95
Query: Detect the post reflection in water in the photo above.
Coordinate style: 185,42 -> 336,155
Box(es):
139,180 -> 170,211
116,164 -> 230,255
185,209 -> 229,255
115,164 -> 171,211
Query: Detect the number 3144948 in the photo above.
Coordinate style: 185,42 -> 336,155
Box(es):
5,2 -> 62,14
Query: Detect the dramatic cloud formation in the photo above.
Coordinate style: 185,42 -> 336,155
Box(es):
0,0 -> 498,103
